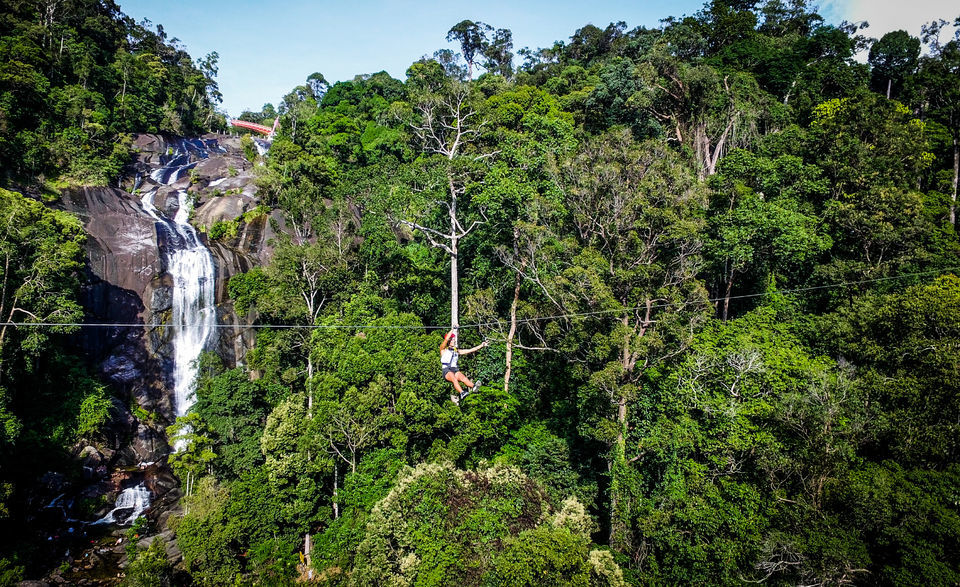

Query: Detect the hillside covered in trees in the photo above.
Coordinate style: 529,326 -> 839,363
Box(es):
2,0 -> 960,584
0,0 -> 223,187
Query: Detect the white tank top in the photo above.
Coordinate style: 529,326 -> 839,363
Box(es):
441,348 -> 458,368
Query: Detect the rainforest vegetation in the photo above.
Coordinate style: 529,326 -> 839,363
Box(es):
2,0 -> 960,584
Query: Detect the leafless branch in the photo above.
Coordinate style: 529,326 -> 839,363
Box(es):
395,219 -> 453,254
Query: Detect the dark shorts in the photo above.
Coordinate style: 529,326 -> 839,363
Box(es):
442,366 -> 459,377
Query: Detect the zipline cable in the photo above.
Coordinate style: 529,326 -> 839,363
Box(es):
1,266 -> 957,331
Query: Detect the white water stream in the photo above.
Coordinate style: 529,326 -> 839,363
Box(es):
91,484 -> 151,526
141,142 -> 217,418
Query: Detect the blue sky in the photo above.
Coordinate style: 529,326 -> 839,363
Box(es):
116,0 -> 959,117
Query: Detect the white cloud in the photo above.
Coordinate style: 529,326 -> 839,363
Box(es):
834,0 -> 957,42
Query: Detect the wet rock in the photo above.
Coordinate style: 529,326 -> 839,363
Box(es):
39,472 -> 68,495
192,152 -> 251,182
129,424 -> 167,464
192,192 -> 253,229
132,134 -> 171,159
165,540 -> 183,566
116,440 -> 157,470
150,286 -> 173,314
102,354 -> 139,384
155,508 -> 179,531
34,134 -> 288,585
148,469 -> 179,497
105,398 -> 136,437
79,446 -> 103,468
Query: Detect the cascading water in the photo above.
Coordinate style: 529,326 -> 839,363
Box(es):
140,140 -> 217,418
92,484 -> 151,526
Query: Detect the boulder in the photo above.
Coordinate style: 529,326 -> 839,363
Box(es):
129,423 -> 167,464
102,354 -> 140,385
192,193 -> 253,229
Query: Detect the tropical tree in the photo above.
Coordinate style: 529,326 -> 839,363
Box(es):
868,30 -> 920,99
917,19 -> 960,224
552,131 -> 710,547
389,78 -> 492,331
446,20 -> 487,80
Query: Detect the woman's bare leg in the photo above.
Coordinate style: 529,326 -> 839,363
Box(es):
455,372 -> 474,389
445,371 -> 464,394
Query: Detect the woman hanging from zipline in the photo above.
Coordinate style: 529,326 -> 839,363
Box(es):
441,330 -> 488,404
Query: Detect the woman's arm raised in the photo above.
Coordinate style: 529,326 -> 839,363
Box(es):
458,340 -> 489,356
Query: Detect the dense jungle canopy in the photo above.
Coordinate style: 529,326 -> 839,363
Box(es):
2,0 -> 960,584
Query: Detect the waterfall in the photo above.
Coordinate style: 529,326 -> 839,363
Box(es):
92,484 -> 151,526
140,140 -> 217,417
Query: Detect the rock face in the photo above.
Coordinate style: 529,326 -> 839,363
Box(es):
62,186 -> 162,295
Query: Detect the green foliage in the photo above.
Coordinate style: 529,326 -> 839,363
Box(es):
497,424 -> 596,507
622,300 -> 838,583
75,385 -> 113,439
248,538 -> 298,584
191,361 -> 287,480
0,3 -> 222,185
0,188 -> 85,357
349,462 -> 617,585
831,462 -> 960,585
302,292 -> 447,465
241,205 -> 269,223
487,526 -> 625,586
125,516 -> 149,561
311,448 -> 406,575
166,412 -> 217,481
0,557 -> 24,586
228,267 -> 270,316
820,275 -> 960,466
122,538 -> 173,587
869,30 -> 921,98
240,135 -> 257,163
0,186 -> 107,574
170,477 -> 242,586
260,393 -> 313,486
8,3 -> 960,584
207,219 -> 238,241
807,94 -> 932,196
205,11 -> 960,583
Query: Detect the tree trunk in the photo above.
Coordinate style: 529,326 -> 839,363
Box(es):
450,191 -> 459,331
695,126 -> 708,181
609,317 -> 631,547
0,254 -> 10,359
783,79 -> 797,105
504,273 -> 520,393
722,267 -> 734,322
608,399 -> 628,548
951,137 -> 958,227
304,533 -> 312,576
333,465 -> 340,519
306,353 -> 314,418
0,296 -> 20,378
706,116 -> 735,176
119,74 -> 127,120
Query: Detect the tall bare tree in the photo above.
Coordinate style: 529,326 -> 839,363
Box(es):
394,82 -> 493,331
